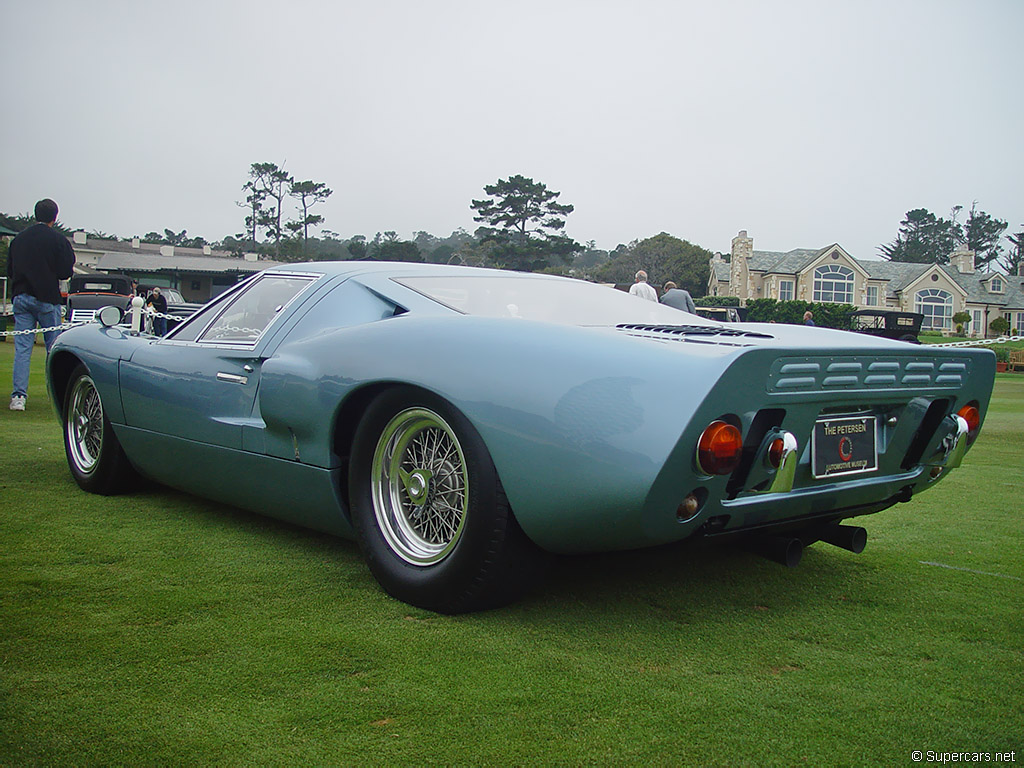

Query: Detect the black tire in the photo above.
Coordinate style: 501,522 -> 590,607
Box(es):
63,364 -> 135,495
349,386 -> 548,613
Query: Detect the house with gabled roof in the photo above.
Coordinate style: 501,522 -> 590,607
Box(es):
709,231 -> 1024,337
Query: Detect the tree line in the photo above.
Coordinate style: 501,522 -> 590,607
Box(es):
2,173 -> 1021,297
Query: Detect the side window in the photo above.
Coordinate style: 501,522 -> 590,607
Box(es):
199,275 -> 314,345
166,295 -> 235,343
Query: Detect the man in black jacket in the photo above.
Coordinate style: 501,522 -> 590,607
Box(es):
7,199 -> 76,411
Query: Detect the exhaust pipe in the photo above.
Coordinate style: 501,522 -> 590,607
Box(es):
742,535 -> 803,568
817,524 -> 867,554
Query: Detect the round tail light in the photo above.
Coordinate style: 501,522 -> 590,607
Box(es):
697,420 -> 743,475
957,403 -> 980,443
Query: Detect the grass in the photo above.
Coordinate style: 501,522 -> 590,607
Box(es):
1,340 -> 1022,765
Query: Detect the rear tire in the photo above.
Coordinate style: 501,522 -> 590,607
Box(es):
63,364 -> 135,495
349,386 -> 548,613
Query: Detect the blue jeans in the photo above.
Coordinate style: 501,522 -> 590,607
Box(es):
12,294 -> 62,398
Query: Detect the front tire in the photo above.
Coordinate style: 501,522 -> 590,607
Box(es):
349,387 -> 547,613
63,364 -> 135,495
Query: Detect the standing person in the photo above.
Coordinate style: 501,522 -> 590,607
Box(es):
660,280 -> 697,313
629,270 -> 658,302
803,310 -> 815,326
7,198 -> 76,411
146,287 -> 168,336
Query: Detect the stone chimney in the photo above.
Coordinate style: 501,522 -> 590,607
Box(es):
73,231 -> 87,245
730,230 -> 753,298
159,245 -> 175,257
131,237 -> 140,248
203,245 -> 212,255
950,244 -> 975,274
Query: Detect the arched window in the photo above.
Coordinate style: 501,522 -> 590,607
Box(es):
813,265 -> 854,303
915,289 -> 952,331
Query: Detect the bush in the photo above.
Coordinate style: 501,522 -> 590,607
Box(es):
744,299 -> 857,329
990,316 -> 1010,336
694,295 -> 739,307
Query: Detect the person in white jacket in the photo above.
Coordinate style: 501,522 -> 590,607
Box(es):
628,270 -> 658,302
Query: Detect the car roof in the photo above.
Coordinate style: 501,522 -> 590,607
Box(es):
262,260 -> 575,283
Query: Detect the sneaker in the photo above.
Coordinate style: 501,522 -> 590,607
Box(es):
9,395 -> 25,411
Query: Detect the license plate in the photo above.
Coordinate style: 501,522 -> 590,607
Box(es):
811,415 -> 878,479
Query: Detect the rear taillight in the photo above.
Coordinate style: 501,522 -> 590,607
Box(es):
697,420 -> 743,475
957,403 -> 981,443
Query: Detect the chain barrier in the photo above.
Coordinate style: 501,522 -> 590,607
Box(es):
0,307 -> 183,338
930,335 -> 1024,348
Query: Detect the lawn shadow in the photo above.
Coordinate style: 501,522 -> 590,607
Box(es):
513,533 -> 888,628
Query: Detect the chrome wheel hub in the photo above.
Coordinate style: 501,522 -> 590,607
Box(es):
371,407 -> 469,566
67,375 -> 103,475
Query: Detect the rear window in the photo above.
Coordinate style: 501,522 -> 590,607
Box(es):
394,275 -> 717,327
70,279 -> 130,294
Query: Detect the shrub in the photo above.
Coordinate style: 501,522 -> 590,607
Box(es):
990,316 -> 1010,336
694,295 -> 739,307
744,299 -> 857,329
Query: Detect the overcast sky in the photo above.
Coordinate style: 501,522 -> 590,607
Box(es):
2,0 -> 1022,262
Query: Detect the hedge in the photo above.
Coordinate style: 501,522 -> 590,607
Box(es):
744,299 -> 858,329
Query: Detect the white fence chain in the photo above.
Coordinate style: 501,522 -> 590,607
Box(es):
930,335 -> 1024,348
0,308 -> 182,337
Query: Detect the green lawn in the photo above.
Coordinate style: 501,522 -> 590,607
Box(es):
1,341 -> 1021,765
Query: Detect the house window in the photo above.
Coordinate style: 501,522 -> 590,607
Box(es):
915,289 -> 952,331
971,309 -> 982,336
990,276 -> 1004,293
779,279 -> 794,301
866,285 -> 879,306
1015,312 -> 1024,334
813,265 -> 854,303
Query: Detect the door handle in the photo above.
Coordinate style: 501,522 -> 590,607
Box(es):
216,372 -> 248,385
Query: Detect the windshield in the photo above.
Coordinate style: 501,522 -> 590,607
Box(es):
395,275 -> 718,327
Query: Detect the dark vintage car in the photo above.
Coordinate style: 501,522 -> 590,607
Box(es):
846,310 -> 924,343
66,275 -> 133,324
47,262 -> 995,613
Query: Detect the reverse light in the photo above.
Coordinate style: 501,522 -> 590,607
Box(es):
697,420 -> 743,475
957,403 -> 981,443
677,493 -> 700,522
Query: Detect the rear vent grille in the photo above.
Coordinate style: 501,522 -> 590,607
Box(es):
768,356 -> 971,393
617,324 -> 772,347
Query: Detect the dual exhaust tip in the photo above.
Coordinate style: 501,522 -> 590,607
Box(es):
742,523 -> 867,568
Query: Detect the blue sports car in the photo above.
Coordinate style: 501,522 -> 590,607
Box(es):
47,262 -> 996,612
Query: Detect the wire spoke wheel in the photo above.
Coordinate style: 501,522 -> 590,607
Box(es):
371,407 -> 469,565
66,374 -> 104,476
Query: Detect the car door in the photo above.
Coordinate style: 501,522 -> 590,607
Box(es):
119,272 -> 319,450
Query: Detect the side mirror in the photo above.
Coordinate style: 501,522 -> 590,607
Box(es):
97,305 -> 123,327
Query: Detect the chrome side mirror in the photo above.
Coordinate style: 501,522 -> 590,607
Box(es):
97,304 -> 123,327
